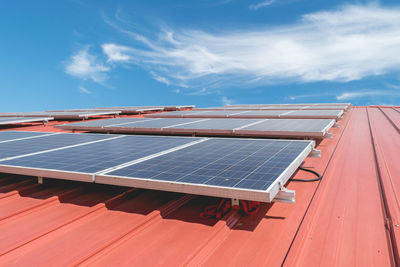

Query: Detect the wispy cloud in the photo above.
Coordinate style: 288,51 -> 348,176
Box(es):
65,48 -> 110,83
249,0 -> 275,10
221,96 -> 233,106
101,4 -> 400,89
79,86 -> 91,94
386,83 -> 400,90
150,71 -> 171,85
336,90 -> 397,100
102,43 -> 132,63
288,93 -> 326,100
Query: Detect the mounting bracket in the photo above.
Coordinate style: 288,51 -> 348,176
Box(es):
310,149 -> 321,158
273,187 -> 295,203
231,198 -> 239,208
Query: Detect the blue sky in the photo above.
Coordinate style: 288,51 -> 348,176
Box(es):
1,0 -> 400,111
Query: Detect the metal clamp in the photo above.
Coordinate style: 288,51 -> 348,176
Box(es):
273,187 -> 295,203
310,149 -> 321,158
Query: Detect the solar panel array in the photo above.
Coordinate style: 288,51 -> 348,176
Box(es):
0,117 -> 53,125
57,117 -> 335,138
0,103 -> 350,203
0,131 -> 314,202
145,109 -> 344,119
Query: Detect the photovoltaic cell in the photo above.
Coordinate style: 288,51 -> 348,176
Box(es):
0,131 -> 52,142
57,118 -> 335,138
0,135 -> 202,173
0,133 -> 113,160
101,139 -> 313,200
169,118 -> 258,130
238,119 -> 333,132
58,117 -> 154,129
118,118 -> 204,128
198,105 -> 348,110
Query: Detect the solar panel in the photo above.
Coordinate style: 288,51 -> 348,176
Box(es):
169,118 -> 256,130
0,117 -> 53,125
56,118 -> 335,138
57,117 -> 156,131
111,118 -> 206,130
197,105 -> 348,110
0,131 -> 55,143
227,103 -> 351,107
0,133 -> 115,160
0,135 -> 204,182
96,138 -> 314,202
146,110 -> 344,119
0,133 -> 314,202
146,110 -> 211,117
235,119 -> 334,137
286,110 -> 344,118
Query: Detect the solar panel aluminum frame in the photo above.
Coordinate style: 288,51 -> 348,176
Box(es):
229,111 -> 344,120
233,119 -> 336,139
0,117 -> 53,125
145,110 -> 344,120
196,106 -> 347,111
52,111 -> 121,119
57,124 -> 110,132
0,164 -> 94,183
0,112 -> 121,119
95,139 -> 315,203
57,118 -> 336,139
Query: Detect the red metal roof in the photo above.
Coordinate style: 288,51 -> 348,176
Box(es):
0,106 -> 399,266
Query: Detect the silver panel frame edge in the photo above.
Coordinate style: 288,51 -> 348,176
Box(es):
0,164 -> 93,183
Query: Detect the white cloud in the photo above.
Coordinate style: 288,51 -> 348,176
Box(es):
104,4 -> 400,88
288,93 -> 326,100
386,83 -> 400,90
150,71 -> 171,85
65,48 -> 110,83
249,0 -> 275,10
221,96 -> 233,106
102,43 -> 132,63
336,90 -> 395,100
79,86 -> 91,94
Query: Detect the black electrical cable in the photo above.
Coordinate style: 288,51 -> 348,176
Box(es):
291,166 -> 323,182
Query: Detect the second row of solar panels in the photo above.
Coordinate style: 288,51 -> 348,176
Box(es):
56,117 -> 335,138
197,105 -> 348,110
145,109 -> 344,120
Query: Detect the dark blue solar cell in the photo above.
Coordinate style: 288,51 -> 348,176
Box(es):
0,133 -> 114,160
0,135 -> 203,173
60,117 -> 152,128
106,139 -> 312,191
0,131 -> 51,142
114,118 -> 203,128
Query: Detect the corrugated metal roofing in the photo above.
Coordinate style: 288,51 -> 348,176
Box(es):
0,106 -> 398,266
